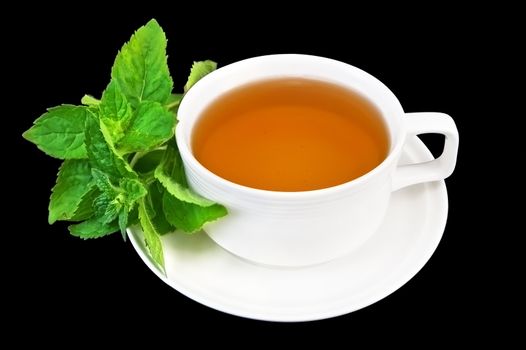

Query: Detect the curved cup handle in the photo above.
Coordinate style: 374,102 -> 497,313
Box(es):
392,112 -> 459,191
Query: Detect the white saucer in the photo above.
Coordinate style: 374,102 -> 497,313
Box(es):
127,136 -> 448,322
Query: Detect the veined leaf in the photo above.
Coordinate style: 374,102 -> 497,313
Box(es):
156,142 -> 227,233
91,168 -> 147,231
69,217 -> 119,239
184,60 -> 217,92
69,187 -> 99,222
163,192 -> 227,233
48,160 -> 94,224
111,19 -> 173,107
117,101 -> 175,154
84,113 -> 137,180
99,81 -> 133,142
138,198 -> 164,268
147,182 -> 175,235
23,105 -> 89,159
154,141 -> 215,206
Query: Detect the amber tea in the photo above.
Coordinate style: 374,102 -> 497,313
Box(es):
192,78 -> 389,191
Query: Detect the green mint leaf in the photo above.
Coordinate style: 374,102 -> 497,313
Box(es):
111,19 -> 173,108
147,182 -> 175,235
69,187 -> 99,221
99,81 -> 133,142
117,101 -> 175,154
118,209 -> 129,239
155,141 -> 227,233
184,60 -> 217,92
163,192 -> 227,233
48,160 -> 94,224
120,177 -> 148,204
81,95 -> 100,106
119,205 -> 140,241
93,192 -> 120,224
91,169 -> 117,199
91,168 -> 146,227
100,81 -> 131,120
121,205 -> 140,241
23,105 -> 89,159
84,113 -> 137,180
69,217 -> 119,239
138,198 -> 165,268
154,141 -> 215,206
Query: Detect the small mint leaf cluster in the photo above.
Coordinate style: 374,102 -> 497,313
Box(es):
23,19 -> 225,269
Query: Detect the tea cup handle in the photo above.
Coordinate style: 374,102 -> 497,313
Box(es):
392,112 -> 459,191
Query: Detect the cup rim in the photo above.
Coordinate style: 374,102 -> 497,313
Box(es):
176,54 -> 406,200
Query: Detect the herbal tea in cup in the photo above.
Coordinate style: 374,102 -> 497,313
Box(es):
192,78 -> 389,192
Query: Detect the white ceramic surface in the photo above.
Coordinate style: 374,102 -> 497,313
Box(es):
176,54 -> 458,267
128,136 -> 449,322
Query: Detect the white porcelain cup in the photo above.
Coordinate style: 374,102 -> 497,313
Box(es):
176,54 -> 459,267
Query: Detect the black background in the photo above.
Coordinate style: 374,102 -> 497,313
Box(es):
9,6 -> 498,340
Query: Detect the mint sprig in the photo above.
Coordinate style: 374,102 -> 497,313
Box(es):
22,19 -> 226,270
